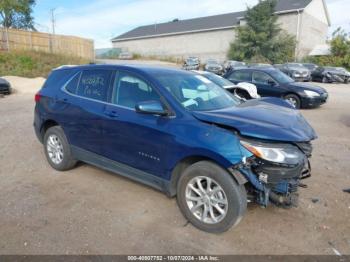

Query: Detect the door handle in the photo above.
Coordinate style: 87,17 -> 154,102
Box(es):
104,110 -> 118,118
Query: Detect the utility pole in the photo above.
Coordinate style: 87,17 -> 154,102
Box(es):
50,8 -> 56,35
50,8 -> 56,53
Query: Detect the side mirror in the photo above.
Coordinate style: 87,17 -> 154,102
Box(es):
135,101 -> 168,116
268,79 -> 276,86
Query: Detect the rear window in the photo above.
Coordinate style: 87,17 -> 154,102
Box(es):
76,69 -> 113,102
228,70 -> 251,82
43,69 -> 77,89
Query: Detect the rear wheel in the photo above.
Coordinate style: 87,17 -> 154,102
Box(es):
284,94 -> 301,109
44,126 -> 77,171
177,161 -> 247,233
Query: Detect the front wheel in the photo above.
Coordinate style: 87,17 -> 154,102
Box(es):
322,76 -> 328,83
177,161 -> 247,233
284,94 -> 301,109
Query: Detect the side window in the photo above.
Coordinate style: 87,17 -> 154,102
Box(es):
113,72 -> 161,109
65,72 -> 81,94
252,71 -> 274,85
229,71 -> 251,82
76,70 -> 113,102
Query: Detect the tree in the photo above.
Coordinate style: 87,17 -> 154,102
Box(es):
228,0 -> 296,63
330,27 -> 350,57
306,27 -> 350,70
0,0 -> 36,30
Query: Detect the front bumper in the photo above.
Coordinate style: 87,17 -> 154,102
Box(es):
237,142 -> 312,208
0,85 -> 11,94
301,93 -> 328,108
183,65 -> 200,70
205,68 -> 224,75
294,76 -> 311,82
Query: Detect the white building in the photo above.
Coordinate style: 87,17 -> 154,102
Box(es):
112,0 -> 330,61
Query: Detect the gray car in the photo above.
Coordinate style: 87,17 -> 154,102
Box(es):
274,63 -> 311,82
204,59 -> 224,75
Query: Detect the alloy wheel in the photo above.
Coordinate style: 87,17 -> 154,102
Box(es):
185,176 -> 228,224
285,97 -> 297,108
46,134 -> 64,165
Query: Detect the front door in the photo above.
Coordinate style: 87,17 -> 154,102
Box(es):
251,71 -> 282,97
101,70 -> 173,178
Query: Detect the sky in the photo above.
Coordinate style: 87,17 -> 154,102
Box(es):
33,0 -> 350,49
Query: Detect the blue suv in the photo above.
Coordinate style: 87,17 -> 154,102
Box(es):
34,65 -> 316,233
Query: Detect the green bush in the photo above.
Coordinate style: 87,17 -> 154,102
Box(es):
0,50 -> 91,78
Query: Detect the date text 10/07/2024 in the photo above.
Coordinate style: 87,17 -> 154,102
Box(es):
127,256 -> 220,261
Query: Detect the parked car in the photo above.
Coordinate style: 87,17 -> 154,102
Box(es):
204,59 -> 224,75
248,63 -> 274,69
0,78 -> 11,95
311,66 -> 349,83
193,70 -> 260,100
335,67 -> 350,83
224,67 -> 328,109
274,63 -> 311,82
34,64 -> 316,233
224,60 -> 246,72
183,57 -> 200,70
118,52 -> 133,60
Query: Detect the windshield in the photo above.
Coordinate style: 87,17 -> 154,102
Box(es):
207,60 -> 219,65
155,73 -> 239,111
202,73 -> 233,87
287,63 -> 305,69
186,59 -> 198,65
270,70 -> 294,84
324,67 -> 338,71
304,64 -> 316,70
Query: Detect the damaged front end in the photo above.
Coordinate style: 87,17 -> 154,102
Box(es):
232,138 -> 313,208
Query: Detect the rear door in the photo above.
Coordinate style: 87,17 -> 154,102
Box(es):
101,70 -> 173,178
59,69 -> 114,155
251,71 -> 282,97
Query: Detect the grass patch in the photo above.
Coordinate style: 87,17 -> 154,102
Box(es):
0,50 -> 91,78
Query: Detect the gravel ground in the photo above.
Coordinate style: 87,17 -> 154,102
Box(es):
0,76 -> 349,255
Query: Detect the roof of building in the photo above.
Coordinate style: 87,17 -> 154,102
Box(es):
309,44 -> 331,56
112,0 -> 313,42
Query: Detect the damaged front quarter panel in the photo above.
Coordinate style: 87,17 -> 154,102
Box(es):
229,139 -> 313,208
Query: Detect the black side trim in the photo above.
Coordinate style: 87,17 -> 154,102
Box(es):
71,146 -> 170,193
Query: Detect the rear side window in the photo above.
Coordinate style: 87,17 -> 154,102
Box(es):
228,70 -> 251,82
43,69 -> 77,89
76,70 -> 113,102
65,72 -> 81,94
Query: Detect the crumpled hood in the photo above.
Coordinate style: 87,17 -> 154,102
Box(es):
192,98 -> 317,142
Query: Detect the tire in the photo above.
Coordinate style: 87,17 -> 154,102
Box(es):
322,76 -> 328,83
177,161 -> 247,233
43,126 -> 77,171
284,94 -> 301,109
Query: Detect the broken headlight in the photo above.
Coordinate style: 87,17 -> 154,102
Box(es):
240,139 -> 304,165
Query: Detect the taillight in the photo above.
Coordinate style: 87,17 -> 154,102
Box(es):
34,92 -> 41,103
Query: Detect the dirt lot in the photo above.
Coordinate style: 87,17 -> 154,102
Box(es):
0,75 -> 349,255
